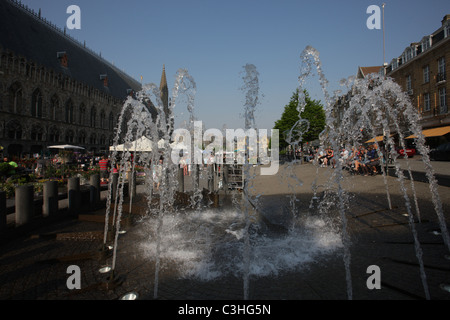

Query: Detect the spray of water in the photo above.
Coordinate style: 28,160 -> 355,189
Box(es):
104,46 -> 447,301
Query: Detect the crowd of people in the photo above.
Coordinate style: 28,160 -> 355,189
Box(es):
0,152 -> 110,179
316,145 -> 383,176
284,144 -> 385,177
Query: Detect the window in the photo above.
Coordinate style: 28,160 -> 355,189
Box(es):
100,135 -> 106,146
437,57 -> 446,82
48,127 -> 60,143
439,87 -> 447,114
100,110 -> 106,129
31,89 -> 43,118
406,75 -> 412,91
65,130 -> 74,143
31,125 -> 44,141
424,93 -> 430,112
423,65 -> 430,83
405,48 -> 413,61
65,100 -> 74,123
78,131 -> 86,144
89,133 -> 96,145
90,106 -> 96,128
79,104 -> 86,125
391,59 -> 398,71
6,120 -> 22,140
109,112 -> 114,131
8,82 -> 22,114
422,37 -> 431,51
50,95 -> 59,121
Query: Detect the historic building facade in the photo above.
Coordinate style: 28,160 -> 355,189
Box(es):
386,14 -> 450,133
0,0 -> 144,157
333,15 -> 450,147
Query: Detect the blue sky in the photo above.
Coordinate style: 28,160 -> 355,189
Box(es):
19,0 -> 450,130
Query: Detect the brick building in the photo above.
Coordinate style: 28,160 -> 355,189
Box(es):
0,0 -> 158,158
385,14 -> 450,147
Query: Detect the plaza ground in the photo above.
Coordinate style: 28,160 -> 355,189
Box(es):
0,156 -> 449,301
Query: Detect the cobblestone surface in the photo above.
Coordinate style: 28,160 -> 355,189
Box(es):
0,163 -> 449,301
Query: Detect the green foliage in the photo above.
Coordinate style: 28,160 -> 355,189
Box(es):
274,89 -> 326,149
0,163 -> 12,177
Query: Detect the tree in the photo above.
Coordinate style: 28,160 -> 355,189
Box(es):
274,89 -> 326,150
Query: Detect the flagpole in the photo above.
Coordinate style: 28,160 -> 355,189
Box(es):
382,3 -> 386,66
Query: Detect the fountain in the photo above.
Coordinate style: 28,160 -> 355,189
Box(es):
98,46 -> 448,300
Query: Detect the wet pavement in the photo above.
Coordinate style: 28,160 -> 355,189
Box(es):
0,161 -> 449,301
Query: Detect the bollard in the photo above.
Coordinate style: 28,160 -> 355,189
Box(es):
43,181 -> 58,217
111,173 -> 119,201
68,177 -> 80,211
15,185 -> 34,226
0,191 -> 6,231
178,167 -> 184,193
90,174 -> 100,205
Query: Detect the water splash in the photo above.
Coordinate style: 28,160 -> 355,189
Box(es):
328,71 -> 450,300
240,63 -> 260,300
299,46 -> 353,300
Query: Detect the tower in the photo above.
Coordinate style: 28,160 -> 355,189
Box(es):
160,65 -> 169,119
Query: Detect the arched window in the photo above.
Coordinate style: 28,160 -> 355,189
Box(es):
109,112 -> 114,131
31,124 -> 44,141
48,126 -> 60,143
89,133 -> 97,145
65,99 -> 74,123
6,120 -> 22,140
78,130 -> 86,144
100,134 -> 106,146
31,88 -> 43,118
0,81 -> 3,110
8,82 -> 22,114
90,106 -> 96,128
100,110 -> 106,129
79,104 -> 86,125
50,95 -> 59,121
65,130 -> 75,144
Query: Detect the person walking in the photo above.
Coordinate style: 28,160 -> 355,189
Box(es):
99,155 -> 110,184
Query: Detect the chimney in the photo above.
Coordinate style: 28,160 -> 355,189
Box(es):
442,14 -> 450,26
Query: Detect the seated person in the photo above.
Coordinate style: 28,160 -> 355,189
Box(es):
353,148 -> 370,175
366,146 -> 380,174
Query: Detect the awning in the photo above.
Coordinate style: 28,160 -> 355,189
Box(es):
365,134 -> 393,143
365,136 -> 384,143
406,126 -> 450,139
110,137 -> 165,152
48,145 -> 85,150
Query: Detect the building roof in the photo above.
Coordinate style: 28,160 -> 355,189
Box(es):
357,66 -> 383,79
0,0 -> 141,100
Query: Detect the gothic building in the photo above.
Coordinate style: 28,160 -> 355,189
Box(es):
0,0 -> 156,157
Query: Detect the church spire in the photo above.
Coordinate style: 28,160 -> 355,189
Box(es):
160,64 -> 169,117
